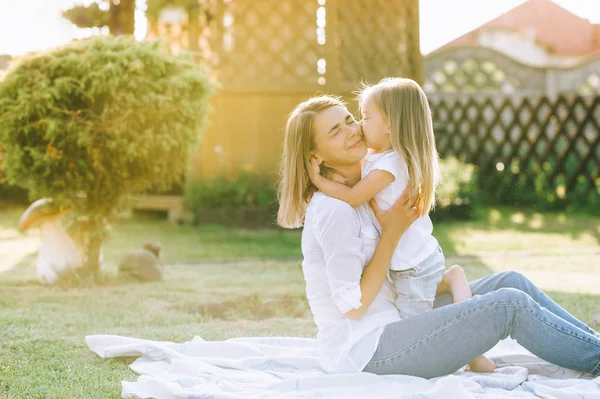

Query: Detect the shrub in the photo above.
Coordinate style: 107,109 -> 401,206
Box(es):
185,158 -> 479,226
432,157 -> 478,221
436,157 -> 478,207
0,35 -> 215,272
480,158 -> 599,214
183,171 -> 277,227
184,171 -> 276,210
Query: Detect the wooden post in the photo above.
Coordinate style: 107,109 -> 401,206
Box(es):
188,3 -> 200,52
412,0 -> 424,84
325,0 -> 340,90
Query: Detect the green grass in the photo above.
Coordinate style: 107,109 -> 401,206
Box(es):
2,204 -> 597,269
0,206 -> 303,279
0,263 -> 315,398
0,205 -> 598,398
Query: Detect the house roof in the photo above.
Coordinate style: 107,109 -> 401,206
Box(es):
433,0 -> 600,56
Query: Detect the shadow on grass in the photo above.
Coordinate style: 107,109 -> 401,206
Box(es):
172,293 -> 310,321
0,258 -> 157,291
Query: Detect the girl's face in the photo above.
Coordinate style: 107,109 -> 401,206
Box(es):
311,105 -> 367,168
360,95 -> 392,151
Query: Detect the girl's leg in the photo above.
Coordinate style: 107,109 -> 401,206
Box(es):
365,287 -> 600,379
435,270 -> 598,336
438,264 -> 473,302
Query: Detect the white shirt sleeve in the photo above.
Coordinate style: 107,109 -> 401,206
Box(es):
314,199 -> 365,314
368,152 -> 403,181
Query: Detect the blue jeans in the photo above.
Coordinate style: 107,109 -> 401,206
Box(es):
390,246 -> 446,319
363,271 -> 600,378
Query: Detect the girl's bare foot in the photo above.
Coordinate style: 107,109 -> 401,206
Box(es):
467,355 -> 495,373
443,265 -> 472,302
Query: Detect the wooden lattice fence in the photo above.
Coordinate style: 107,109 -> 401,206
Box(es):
424,46 -> 600,96
147,0 -> 422,178
431,94 -> 600,203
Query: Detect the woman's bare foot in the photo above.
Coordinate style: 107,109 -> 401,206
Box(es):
467,355 -> 496,373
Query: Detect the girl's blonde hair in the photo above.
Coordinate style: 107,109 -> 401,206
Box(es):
277,95 -> 346,228
358,78 -> 440,214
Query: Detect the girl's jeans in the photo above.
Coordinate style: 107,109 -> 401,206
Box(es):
390,246 -> 446,319
363,270 -> 600,378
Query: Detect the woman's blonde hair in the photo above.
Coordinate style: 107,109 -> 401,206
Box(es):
358,78 -> 440,214
277,95 -> 346,228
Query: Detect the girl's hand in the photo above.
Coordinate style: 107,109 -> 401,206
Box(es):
307,157 -> 322,185
369,186 -> 422,239
308,158 -> 348,186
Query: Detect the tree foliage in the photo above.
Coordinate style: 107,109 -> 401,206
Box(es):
0,35 -> 216,271
62,2 -> 110,29
145,0 -> 199,21
63,0 -> 135,36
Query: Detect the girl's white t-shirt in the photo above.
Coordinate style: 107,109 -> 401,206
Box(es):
362,150 -> 439,271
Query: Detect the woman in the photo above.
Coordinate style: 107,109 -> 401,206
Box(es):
277,95 -> 600,378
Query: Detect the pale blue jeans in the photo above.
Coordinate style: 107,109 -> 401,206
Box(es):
390,246 -> 446,319
364,270 -> 600,378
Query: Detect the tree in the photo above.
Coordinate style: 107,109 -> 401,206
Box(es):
0,36 -> 216,274
145,1 -> 213,53
63,0 -> 135,36
145,0 -> 200,21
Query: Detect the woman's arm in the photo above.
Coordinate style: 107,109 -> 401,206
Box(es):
318,187 -> 421,321
345,189 -> 421,320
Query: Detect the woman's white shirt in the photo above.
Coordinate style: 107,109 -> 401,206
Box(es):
301,192 -> 401,373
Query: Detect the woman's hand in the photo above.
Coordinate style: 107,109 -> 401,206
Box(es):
344,187 -> 422,321
370,186 -> 422,240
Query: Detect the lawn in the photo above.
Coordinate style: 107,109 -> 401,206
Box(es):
0,204 -> 598,398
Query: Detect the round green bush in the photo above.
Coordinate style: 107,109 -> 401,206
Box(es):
0,35 -> 215,271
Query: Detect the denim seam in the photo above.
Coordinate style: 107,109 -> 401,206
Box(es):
369,299 -> 600,367
524,305 -> 600,346
591,359 -> 600,376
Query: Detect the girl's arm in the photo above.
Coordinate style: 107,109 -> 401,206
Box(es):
309,158 -> 394,207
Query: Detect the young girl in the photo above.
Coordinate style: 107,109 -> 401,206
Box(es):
308,78 -> 495,373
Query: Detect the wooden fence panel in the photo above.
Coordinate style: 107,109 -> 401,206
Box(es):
173,0 -> 423,178
424,46 -> 600,96
430,94 -> 600,201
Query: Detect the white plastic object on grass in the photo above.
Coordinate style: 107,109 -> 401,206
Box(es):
18,198 -> 82,284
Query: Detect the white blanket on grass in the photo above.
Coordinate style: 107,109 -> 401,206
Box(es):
86,335 -> 600,399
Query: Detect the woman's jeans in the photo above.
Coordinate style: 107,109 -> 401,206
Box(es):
363,271 -> 600,378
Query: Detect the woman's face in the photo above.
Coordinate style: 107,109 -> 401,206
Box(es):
311,105 -> 367,168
